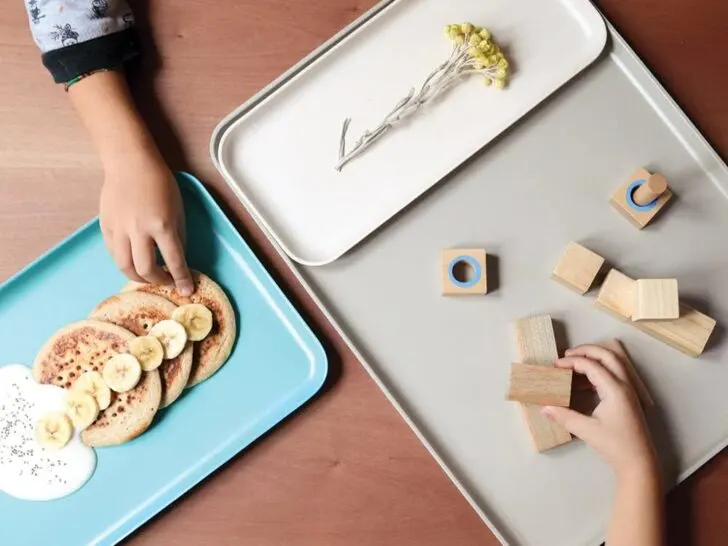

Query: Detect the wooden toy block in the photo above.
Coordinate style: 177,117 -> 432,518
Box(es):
595,269 -> 716,357
633,279 -> 679,321
594,268 -> 635,322
610,168 -> 673,229
634,306 -> 716,357
598,339 -> 654,408
508,363 -> 572,407
441,248 -> 487,295
552,242 -> 605,295
512,315 -> 572,452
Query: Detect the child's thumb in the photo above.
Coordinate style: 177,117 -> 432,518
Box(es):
541,406 -> 595,441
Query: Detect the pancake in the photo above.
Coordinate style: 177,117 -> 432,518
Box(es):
32,320 -> 162,447
123,271 -> 236,387
89,292 -> 194,408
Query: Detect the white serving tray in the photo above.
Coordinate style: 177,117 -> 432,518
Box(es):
217,0 -> 607,265
212,4 -> 728,546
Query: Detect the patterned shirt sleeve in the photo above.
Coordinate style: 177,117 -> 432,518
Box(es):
24,0 -> 140,83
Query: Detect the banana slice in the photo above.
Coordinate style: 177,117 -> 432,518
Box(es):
35,412 -> 74,450
129,335 -> 165,371
149,319 -> 188,359
172,303 -> 214,342
73,371 -> 112,410
102,354 -> 142,393
65,391 -> 100,430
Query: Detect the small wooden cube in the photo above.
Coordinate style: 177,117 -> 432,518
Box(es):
633,279 -> 679,321
441,249 -> 487,295
508,363 -> 572,407
610,168 -> 673,229
595,268 -> 636,322
552,242 -> 605,294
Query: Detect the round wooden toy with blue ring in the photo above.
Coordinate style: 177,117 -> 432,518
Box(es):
609,168 -> 673,229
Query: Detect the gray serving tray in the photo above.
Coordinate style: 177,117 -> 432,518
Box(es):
211,6 -> 728,546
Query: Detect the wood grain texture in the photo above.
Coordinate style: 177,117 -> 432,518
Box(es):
596,270 -> 716,357
512,316 -> 572,452
609,169 -> 673,229
552,241 -> 605,295
633,173 -> 668,206
1,0 -> 727,544
595,268 -> 636,321
441,248 -> 487,295
633,279 -> 680,321
508,363 -> 572,407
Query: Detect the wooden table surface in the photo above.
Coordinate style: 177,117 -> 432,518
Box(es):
1,1 -> 727,544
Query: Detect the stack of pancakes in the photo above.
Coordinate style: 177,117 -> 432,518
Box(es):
32,271 -> 236,447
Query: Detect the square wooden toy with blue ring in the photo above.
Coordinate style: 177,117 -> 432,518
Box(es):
610,168 -> 673,229
441,249 -> 487,295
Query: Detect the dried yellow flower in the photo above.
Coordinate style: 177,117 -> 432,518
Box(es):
336,21 -> 511,171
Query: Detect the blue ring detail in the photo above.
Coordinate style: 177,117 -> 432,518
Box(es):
626,179 -> 659,211
448,255 -> 482,288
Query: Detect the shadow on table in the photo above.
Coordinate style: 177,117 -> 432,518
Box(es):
125,1 -> 191,173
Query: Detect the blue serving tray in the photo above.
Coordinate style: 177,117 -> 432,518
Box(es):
0,173 -> 328,546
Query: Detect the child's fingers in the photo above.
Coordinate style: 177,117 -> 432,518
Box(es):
114,235 -> 146,283
565,345 -> 629,384
541,406 -> 596,443
156,230 -> 194,296
555,356 -> 621,400
131,235 -> 172,286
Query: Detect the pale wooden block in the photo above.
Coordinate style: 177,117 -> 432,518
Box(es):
512,315 -> 572,452
552,241 -> 605,294
508,363 -> 572,407
594,268 -> 635,321
634,305 -> 717,357
598,339 -> 655,408
609,168 -> 673,229
440,248 -> 487,295
594,269 -> 716,357
633,279 -> 679,321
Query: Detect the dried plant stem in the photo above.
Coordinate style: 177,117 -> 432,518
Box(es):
336,44 -> 500,172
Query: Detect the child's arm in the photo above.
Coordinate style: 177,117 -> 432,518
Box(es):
542,345 -> 663,546
68,70 -> 193,294
23,1 -> 193,295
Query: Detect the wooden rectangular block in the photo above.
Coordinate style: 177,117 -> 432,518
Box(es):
552,242 -> 605,295
595,268 -> 635,322
634,306 -> 717,357
633,279 -> 679,321
598,339 -> 654,408
594,269 -> 716,357
610,168 -> 673,229
508,363 -> 572,407
512,315 -> 572,452
441,249 -> 487,295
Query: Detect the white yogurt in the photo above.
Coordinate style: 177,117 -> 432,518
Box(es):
0,364 -> 96,501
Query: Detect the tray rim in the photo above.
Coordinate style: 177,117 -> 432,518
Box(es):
209,8 -> 728,546
0,172 -> 329,546
211,0 -> 608,266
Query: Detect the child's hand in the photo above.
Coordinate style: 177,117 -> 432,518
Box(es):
541,345 -> 657,478
99,152 -> 194,296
